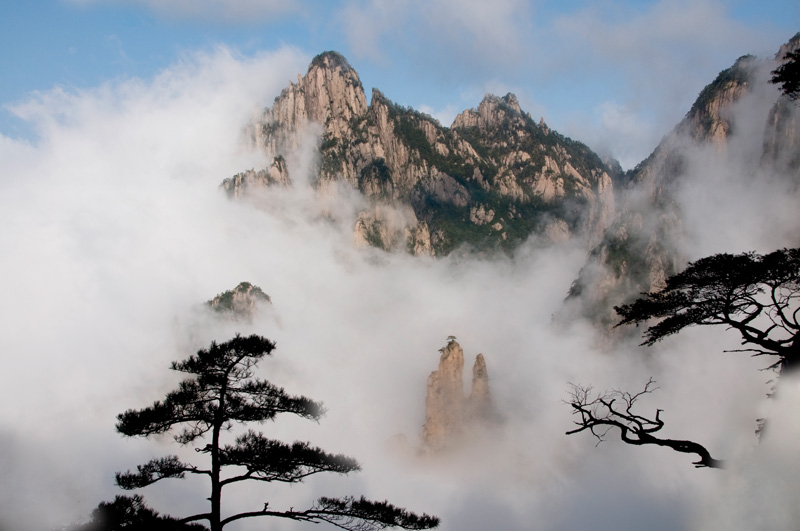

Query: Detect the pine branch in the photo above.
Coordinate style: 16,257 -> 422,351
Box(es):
219,431 -> 360,485
115,456 -> 207,489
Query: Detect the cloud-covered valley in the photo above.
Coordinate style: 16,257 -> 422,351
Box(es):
1,44 -> 799,531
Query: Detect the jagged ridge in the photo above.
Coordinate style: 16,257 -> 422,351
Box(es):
224,51 -> 619,256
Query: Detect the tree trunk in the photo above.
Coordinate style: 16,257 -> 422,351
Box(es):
211,422 -> 221,531
780,338 -> 800,374
211,380 -> 227,531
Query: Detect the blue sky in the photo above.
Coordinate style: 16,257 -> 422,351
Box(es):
2,0 -> 799,167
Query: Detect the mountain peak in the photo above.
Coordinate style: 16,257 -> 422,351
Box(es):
231,51 -> 617,255
481,92 -> 522,115
474,92 -> 522,115
451,91 -> 528,132
309,50 -> 354,73
776,32 -> 800,58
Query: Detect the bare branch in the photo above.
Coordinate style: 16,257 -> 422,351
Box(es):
565,380 -> 724,469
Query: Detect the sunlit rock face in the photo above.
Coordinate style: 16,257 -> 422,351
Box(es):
421,341 -> 496,454
223,51 -> 620,256
421,340 -> 465,453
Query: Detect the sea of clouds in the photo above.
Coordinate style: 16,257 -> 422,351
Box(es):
1,45 -> 799,531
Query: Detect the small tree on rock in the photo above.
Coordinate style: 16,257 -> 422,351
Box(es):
114,334 -> 438,531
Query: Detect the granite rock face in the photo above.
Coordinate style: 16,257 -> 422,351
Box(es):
421,340 -> 495,454
223,51 -> 620,256
421,340 -> 465,452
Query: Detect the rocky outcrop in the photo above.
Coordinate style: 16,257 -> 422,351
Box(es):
222,156 -> 290,198
421,339 -> 495,454
224,51 -> 621,256
421,340 -> 465,452
206,282 -> 271,321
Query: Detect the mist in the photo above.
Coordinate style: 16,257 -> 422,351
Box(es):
0,45 -> 798,531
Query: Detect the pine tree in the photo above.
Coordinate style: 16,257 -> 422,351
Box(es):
114,334 -> 438,531
615,248 -> 800,373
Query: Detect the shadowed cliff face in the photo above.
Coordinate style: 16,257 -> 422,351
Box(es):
223,51 -> 619,256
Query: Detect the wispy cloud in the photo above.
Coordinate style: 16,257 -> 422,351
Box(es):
68,0 -> 307,22
338,0 -> 531,69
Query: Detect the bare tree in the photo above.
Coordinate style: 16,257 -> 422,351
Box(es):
565,379 -> 724,469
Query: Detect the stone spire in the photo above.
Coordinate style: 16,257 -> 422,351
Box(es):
467,353 -> 492,422
421,340 -> 465,453
420,339 -> 494,454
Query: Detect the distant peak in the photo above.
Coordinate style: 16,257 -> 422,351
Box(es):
501,92 -> 520,109
309,51 -> 353,72
206,282 -> 271,322
480,92 -> 522,115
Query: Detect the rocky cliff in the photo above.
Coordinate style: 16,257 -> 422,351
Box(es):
223,51 -> 619,255
421,340 -> 494,453
566,35 -> 800,327
762,35 -> 800,181
219,39 -> 799,330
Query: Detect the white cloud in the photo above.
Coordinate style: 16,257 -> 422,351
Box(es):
416,103 -> 459,126
68,0 -> 306,22
339,0 -> 531,69
560,100 -> 657,169
544,0 -> 773,156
